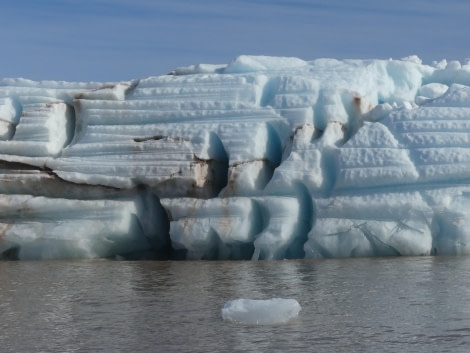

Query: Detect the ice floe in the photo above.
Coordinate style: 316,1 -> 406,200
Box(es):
221,298 -> 301,325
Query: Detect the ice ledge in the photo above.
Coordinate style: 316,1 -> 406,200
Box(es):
2,55 -> 470,260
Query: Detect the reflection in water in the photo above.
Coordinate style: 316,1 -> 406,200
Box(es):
1,257 -> 470,352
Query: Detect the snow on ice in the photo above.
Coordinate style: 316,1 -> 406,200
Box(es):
2,55 -> 470,259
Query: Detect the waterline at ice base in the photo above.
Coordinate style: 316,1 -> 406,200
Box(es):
2,55 -> 470,260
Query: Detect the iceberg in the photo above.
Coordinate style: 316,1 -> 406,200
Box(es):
3,55 -> 470,259
221,298 -> 301,325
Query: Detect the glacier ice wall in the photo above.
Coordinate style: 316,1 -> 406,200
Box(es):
3,55 -> 470,259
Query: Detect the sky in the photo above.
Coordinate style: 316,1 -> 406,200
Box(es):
1,0 -> 470,82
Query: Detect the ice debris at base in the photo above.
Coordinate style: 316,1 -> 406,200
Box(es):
221,298 -> 301,325
4,55 -> 470,259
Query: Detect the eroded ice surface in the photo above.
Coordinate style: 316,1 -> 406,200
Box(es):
221,298 -> 301,325
3,55 -> 470,259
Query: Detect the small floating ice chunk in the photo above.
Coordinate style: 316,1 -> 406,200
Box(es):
221,298 -> 301,325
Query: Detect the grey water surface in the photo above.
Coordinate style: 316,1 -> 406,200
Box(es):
1,256 -> 470,352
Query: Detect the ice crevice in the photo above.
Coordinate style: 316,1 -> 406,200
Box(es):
5,55 -> 470,259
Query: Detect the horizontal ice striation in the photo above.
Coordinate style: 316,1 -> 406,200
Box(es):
0,193 -> 165,260
4,55 -> 470,259
305,192 -> 434,258
48,75 -> 288,197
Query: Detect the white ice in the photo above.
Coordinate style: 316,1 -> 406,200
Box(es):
3,55 -> 470,259
221,298 -> 301,325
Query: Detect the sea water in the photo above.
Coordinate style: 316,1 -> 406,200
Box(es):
1,256 -> 470,352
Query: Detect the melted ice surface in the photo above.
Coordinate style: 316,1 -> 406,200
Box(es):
2,55 -> 470,259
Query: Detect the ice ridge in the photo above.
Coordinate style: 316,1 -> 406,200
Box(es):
2,55 -> 470,259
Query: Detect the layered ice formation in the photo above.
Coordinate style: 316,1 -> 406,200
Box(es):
3,55 -> 470,259
221,298 -> 301,325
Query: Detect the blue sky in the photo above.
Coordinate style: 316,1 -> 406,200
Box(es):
1,0 -> 470,82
